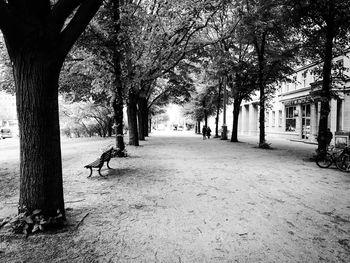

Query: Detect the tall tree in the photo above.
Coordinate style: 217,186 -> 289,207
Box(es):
74,1 -> 127,151
122,0 -> 223,144
242,0 -> 297,147
111,0 -> 126,152
291,0 -> 350,153
0,0 -> 102,218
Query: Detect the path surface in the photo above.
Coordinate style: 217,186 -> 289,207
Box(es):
1,131 -> 350,262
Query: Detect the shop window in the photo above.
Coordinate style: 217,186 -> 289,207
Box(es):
286,106 -> 297,132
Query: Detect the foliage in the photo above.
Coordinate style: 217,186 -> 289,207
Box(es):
0,34 -> 14,93
9,208 -> 64,236
291,0 -> 350,60
60,99 -> 113,138
289,0 -> 350,152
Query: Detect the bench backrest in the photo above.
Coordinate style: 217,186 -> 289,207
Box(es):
100,148 -> 113,163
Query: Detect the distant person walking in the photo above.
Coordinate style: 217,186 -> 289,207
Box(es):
326,128 -> 333,146
202,126 -> 207,140
206,126 -> 212,139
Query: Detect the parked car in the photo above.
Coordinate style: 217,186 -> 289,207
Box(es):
0,128 -> 13,139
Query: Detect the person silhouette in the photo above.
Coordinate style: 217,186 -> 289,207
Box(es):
206,126 -> 212,139
202,126 -> 207,140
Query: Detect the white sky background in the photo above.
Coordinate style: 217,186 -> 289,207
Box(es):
166,104 -> 182,125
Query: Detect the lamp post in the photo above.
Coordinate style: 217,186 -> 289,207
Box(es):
221,76 -> 228,140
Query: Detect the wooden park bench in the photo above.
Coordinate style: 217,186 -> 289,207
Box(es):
84,147 -> 114,178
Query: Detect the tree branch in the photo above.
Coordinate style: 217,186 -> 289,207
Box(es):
0,1 -> 20,44
58,0 -> 103,59
52,0 -> 83,32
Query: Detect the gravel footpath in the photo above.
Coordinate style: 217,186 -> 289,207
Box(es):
0,131 -> 349,262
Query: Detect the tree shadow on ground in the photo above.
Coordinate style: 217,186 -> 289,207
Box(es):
105,168 -> 140,179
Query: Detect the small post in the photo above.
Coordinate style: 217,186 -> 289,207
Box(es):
221,76 -> 228,140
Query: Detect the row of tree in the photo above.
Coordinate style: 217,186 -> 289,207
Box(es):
0,0 -> 230,220
182,0 -> 350,151
0,0 -> 349,221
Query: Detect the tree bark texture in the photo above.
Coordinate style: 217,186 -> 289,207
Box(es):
231,97 -> 242,142
111,0 -> 125,152
137,97 -> 148,141
317,7 -> 335,154
13,55 -> 65,218
204,111 -> 208,128
257,51 -> 266,146
0,0 -> 103,219
215,80 -> 222,138
258,83 -> 266,146
127,91 -> 139,146
111,92 -> 125,151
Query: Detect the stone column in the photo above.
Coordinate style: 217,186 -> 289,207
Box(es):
310,103 -> 317,142
344,94 -> 350,130
330,99 -> 337,132
296,104 -> 302,139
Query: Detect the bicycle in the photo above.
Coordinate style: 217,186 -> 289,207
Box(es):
315,146 -> 341,168
335,146 -> 350,172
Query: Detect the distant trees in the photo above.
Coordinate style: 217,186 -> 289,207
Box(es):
68,0 -> 127,151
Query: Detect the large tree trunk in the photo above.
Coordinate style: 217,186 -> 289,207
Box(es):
257,53 -> 266,147
253,33 -> 267,148
111,0 -> 125,152
111,92 -> 125,151
215,80 -> 222,138
0,0 -> 102,221
258,83 -> 266,146
127,91 -> 139,146
148,117 -> 152,134
144,109 -> 149,137
231,97 -> 242,142
204,112 -> 208,127
14,56 -> 65,218
137,97 -> 148,141
317,16 -> 334,154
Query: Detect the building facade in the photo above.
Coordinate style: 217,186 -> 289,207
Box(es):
237,53 -> 350,142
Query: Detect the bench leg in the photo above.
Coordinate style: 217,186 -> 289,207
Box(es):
107,161 -> 111,169
87,168 -> 93,178
98,167 -> 105,177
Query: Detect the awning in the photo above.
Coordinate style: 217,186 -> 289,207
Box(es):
281,95 -> 313,106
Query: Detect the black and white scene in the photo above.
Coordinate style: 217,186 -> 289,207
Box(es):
0,0 -> 350,262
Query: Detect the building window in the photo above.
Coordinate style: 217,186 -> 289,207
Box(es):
302,70 -> 307,87
293,76 -> 297,90
266,111 -> 270,127
286,106 -> 297,132
272,111 -> 276,127
278,110 -> 282,127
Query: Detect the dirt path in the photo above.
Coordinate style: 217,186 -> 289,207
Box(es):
1,132 -> 350,262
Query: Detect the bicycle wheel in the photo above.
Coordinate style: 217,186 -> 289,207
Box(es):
335,154 -> 350,172
316,153 -> 333,168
